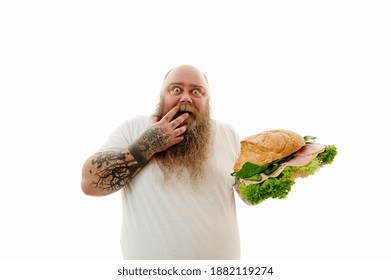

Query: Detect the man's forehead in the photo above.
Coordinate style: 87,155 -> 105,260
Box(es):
164,65 -> 208,87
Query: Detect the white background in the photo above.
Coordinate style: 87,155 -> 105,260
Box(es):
1,0 -> 390,265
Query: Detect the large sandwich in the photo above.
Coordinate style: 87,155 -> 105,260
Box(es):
232,129 -> 337,205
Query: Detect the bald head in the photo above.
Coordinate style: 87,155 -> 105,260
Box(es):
158,64 -> 211,119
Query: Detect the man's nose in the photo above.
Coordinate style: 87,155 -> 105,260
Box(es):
179,92 -> 193,104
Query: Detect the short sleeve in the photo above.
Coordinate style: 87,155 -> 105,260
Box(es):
98,115 -> 150,152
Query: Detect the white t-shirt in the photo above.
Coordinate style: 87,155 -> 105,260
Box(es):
99,115 -> 241,259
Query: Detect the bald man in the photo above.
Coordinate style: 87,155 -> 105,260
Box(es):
81,65 -> 241,259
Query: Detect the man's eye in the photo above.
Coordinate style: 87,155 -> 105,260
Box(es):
172,87 -> 181,94
192,89 -> 201,95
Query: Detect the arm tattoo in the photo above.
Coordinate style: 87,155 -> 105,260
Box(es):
90,150 -> 140,194
89,126 -> 170,194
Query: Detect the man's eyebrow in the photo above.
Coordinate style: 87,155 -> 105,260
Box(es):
168,82 -> 205,89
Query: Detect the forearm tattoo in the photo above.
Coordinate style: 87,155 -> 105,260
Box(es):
89,150 -> 141,194
89,126 -> 170,194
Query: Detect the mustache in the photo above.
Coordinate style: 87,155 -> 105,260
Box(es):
179,104 -> 195,113
173,104 -> 200,119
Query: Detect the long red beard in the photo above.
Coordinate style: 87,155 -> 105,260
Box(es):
153,99 -> 212,185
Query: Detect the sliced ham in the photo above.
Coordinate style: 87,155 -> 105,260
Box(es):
296,142 -> 325,156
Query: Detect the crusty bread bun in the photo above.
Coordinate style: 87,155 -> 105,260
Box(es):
233,129 -> 305,172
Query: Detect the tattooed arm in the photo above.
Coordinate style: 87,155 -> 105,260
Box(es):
81,106 -> 189,196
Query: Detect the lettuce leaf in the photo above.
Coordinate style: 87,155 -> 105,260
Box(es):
239,178 -> 295,205
317,145 -> 337,165
233,162 -> 265,180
